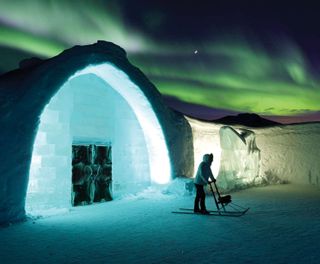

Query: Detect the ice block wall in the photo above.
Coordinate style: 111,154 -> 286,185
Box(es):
27,73 -> 150,212
27,85 -> 73,211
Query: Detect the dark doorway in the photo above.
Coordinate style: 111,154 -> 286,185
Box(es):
71,144 -> 112,206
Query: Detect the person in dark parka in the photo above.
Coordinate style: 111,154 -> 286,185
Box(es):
194,153 -> 216,214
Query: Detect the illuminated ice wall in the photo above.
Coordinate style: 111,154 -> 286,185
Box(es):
187,117 -> 262,191
26,68 -> 163,212
186,117 -> 222,178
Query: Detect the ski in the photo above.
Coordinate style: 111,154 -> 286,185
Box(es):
176,207 -> 249,217
172,210 -> 246,217
172,211 -> 219,216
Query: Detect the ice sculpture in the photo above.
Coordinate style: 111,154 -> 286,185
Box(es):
217,126 -> 261,190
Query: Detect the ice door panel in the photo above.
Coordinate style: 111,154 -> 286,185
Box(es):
72,144 -> 112,206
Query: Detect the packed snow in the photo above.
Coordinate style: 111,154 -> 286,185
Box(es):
1,180 -> 320,264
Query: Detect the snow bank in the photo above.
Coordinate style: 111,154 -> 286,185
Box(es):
254,123 -> 320,185
118,178 -> 194,201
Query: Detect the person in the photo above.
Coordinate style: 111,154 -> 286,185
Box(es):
194,153 -> 216,214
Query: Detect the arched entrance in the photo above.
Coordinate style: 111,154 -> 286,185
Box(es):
26,63 -> 171,213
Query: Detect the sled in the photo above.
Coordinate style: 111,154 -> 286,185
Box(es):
172,181 -> 249,217
207,180 -> 249,215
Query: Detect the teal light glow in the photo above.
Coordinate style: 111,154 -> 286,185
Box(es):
72,63 -> 172,184
28,62 -> 172,214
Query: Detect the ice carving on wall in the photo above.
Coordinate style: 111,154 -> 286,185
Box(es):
217,126 -> 261,190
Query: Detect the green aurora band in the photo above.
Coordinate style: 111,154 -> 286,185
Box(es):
0,0 -> 319,117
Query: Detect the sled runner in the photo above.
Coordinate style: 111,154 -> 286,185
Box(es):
172,181 -> 249,217
172,207 -> 249,217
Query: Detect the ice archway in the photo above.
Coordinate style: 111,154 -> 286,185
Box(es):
72,64 -> 171,185
26,63 -> 171,212
0,41 -> 194,224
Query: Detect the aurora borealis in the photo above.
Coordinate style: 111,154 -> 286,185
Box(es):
1,0 -> 320,123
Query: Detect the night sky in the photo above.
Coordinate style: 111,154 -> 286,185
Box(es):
1,0 -> 320,123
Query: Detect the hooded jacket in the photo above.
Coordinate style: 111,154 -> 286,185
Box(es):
194,154 -> 215,185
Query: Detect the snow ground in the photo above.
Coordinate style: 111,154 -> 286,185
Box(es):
1,183 -> 320,264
